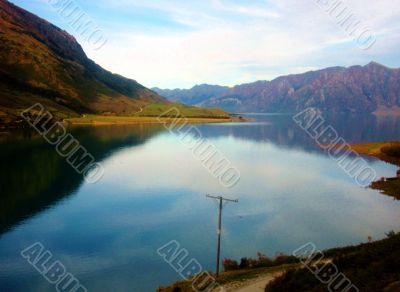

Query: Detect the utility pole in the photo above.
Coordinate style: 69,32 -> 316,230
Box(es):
206,194 -> 238,278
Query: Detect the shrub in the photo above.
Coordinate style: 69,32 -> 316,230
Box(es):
239,257 -> 248,269
223,258 -> 239,271
224,252 -> 300,271
382,145 -> 400,158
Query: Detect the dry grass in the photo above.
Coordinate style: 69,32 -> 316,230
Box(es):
350,141 -> 400,166
348,141 -> 400,200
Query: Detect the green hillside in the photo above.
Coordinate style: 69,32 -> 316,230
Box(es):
0,0 -> 230,127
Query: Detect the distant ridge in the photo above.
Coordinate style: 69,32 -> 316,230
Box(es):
152,84 -> 230,106
154,62 -> 400,114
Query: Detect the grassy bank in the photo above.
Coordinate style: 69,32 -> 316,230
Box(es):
266,231 -> 400,292
1,103 -> 246,128
65,115 -> 245,125
350,141 -> 400,199
350,141 -> 400,166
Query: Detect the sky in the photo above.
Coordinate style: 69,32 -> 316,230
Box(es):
10,0 -> 400,89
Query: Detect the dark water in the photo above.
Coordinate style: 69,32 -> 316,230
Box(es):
0,114 -> 399,291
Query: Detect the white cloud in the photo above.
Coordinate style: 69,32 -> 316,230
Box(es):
75,0 -> 400,88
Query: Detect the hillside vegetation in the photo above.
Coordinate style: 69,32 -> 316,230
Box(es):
265,232 -> 400,292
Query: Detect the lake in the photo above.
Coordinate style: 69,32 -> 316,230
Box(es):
0,113 -> 400,292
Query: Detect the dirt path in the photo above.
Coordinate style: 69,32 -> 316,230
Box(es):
219,272 -> 283,292
134,107 -> 144,115
234,273 -> 282,292
218,259 -> 331,291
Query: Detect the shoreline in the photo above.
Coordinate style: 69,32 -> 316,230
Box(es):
0,116 -> 248,131
65,116 -> 249,126
348,141 -> 400,200
326,141 -> 400,200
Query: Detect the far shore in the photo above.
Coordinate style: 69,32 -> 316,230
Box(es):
349,141 -> 400,199
65,115 -> 249,126
373,106 -> 400,116
349,141 -> 400,166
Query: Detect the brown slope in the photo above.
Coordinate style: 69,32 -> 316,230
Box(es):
0,0 -> 165,120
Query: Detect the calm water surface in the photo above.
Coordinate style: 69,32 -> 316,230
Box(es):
0,114 -> 399,291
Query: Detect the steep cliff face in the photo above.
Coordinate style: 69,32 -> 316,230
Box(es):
155,63 -> 400,113
0,0 -> 164,118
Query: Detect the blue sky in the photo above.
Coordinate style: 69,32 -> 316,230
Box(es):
10,0 -> 400,89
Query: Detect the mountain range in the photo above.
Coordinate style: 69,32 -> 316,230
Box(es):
0,0 -> 170,124
2,0 -> 399,124
154,62 -> 400,114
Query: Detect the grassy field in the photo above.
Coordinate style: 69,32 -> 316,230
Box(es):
136,103 -> 231,118
65,103 -> 245,124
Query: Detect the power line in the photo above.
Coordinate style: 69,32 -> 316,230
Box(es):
206,194 -> 238,278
